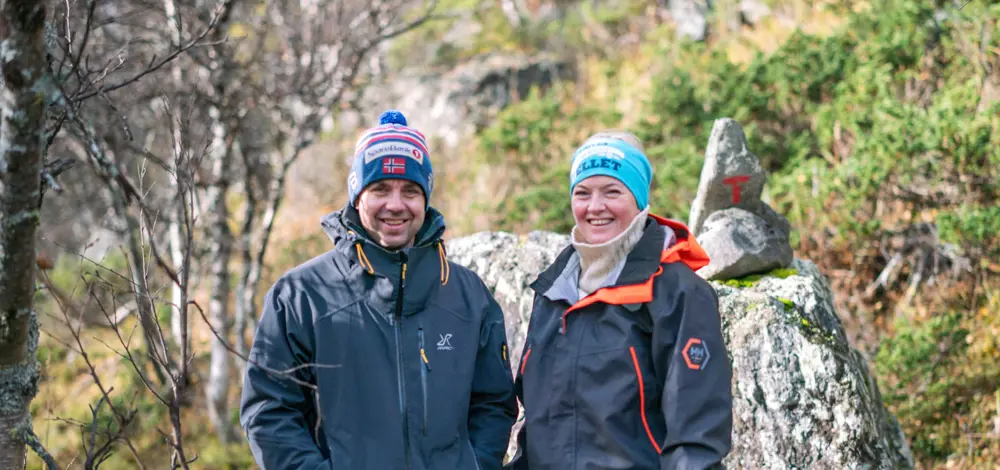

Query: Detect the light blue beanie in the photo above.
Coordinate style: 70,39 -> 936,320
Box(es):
569,137 -> 653,210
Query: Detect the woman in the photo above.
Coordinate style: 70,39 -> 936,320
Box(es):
506,131 -> 733,469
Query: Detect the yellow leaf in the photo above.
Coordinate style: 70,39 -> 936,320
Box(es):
229,22 -> 249,39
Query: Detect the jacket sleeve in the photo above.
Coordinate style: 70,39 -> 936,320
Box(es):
653,277 -> 733,469
239,282 -> 330,470
468,295 -> 519,470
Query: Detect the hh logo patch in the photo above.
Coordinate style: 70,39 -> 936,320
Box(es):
682,338 -> 710,370
382,157 -> 406,174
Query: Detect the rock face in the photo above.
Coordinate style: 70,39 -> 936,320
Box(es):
716,259 -> 913,469
667,0 -> 711,41
445,232 -> 914,469
697,207 -> 794,280
689,118 -> 794,280
344,54 -> 573,149
446,231 -> 569,367
662,0 -> 773,39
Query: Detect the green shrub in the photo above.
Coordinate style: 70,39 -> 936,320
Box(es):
478,86 -> 620,232
875,305 -> 1000,461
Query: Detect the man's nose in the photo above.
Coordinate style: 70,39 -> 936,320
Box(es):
384,190 -> 405,211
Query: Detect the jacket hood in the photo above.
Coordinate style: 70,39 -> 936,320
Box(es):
648,214 -> 710,271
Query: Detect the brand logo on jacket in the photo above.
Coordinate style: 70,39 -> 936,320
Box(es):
437,333 -> 453,351
682,337 -> 711,370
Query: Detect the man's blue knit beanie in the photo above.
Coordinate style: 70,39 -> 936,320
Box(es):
569,136 -> 653,210
348,110 -> 433,207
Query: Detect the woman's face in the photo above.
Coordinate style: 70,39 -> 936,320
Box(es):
571,175 -> 641,245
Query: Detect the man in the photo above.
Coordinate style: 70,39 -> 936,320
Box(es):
240,110 -> 518,469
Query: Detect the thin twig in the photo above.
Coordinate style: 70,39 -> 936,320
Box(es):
73,2 -> 231,102
191,300 -> 338,387
42,271 -> 148,469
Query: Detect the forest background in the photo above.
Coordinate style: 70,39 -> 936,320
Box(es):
1,0 -> 997,469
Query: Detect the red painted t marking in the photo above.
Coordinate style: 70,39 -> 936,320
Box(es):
723,175 -> 751,204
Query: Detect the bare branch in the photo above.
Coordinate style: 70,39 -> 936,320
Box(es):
192,300 -> 338,388
73,1 -> 232,103
40,269 -> 149,470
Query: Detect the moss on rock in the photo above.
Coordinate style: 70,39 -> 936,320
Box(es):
721,267 -> 799,288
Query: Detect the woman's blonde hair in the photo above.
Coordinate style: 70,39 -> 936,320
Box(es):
583,130 -> 644,154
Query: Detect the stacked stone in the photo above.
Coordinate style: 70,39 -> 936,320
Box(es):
688,118 -> 794,281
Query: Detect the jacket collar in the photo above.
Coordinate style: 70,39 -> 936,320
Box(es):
531,214 -> 709,299
320,204 -> 452,315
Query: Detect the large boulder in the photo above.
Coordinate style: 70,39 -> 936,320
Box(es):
446,231 -> 914,469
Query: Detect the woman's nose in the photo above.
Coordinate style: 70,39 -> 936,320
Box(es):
586,194 -> 606,213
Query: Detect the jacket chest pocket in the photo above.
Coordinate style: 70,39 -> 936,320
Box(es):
412,309 -> 478,447
574,303 -> 648,354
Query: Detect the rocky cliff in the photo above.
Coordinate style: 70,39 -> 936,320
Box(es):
446,231 -> 914,469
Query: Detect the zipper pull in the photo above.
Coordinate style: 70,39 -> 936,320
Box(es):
401,262 -> 408,289
418,327 -> 432,370
420,348 -> 432,371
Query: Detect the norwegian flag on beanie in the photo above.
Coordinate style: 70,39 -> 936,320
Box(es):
347,110 -> 433,207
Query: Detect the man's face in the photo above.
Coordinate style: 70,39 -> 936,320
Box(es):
356,179 -> 426,250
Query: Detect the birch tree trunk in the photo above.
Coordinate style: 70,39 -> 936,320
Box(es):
234,148 -> 293,362
204,105 -> 235,444
164,0 -> 187,353
498,0 -> 523,27
117,198 -> 174,385
232,184 -> 256,359
169,208 -> 185,347
0,1 -> 48,468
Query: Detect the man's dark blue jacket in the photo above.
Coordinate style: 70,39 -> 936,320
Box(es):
240,204 -> 518,469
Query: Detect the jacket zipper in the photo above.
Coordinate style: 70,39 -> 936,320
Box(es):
418,326 -> 431,436
395,256 -> 412,470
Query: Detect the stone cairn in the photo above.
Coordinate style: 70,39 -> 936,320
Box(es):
688,118 -> 795,280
